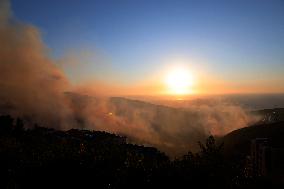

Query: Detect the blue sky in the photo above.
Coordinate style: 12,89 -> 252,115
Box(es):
11,0 -> 284,93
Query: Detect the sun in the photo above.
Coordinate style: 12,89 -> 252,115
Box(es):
165,68 -> 194,95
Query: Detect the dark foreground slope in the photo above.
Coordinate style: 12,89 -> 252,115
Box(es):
0,115 -> 169,189
222,121 -> 284,158
0,115 -> 283,189
221,121 -> 284,186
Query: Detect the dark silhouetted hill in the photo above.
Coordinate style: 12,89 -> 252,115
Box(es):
222,121 -> 284,158
1,114 -> 284,188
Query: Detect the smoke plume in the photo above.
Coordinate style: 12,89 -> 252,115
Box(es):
0,0 -> 75,128
68,95 -> 258,155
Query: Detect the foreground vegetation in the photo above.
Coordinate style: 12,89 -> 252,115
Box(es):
0,115 -> 281,188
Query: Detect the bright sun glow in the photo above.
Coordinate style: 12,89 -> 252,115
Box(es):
165,68 -> 194,95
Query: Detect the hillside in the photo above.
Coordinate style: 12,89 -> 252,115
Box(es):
66,93 -> 263,155
1,114 -> 284,188
222,121 -> 284,158
66,93 -> 209,154
0,115 -> 250,189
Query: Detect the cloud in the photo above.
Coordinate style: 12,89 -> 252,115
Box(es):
0,0 -> 75,128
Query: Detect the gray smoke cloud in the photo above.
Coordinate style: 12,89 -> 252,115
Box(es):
0,0 -> 76,128
0,0 -> 259,156
71,95 -> 258,156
